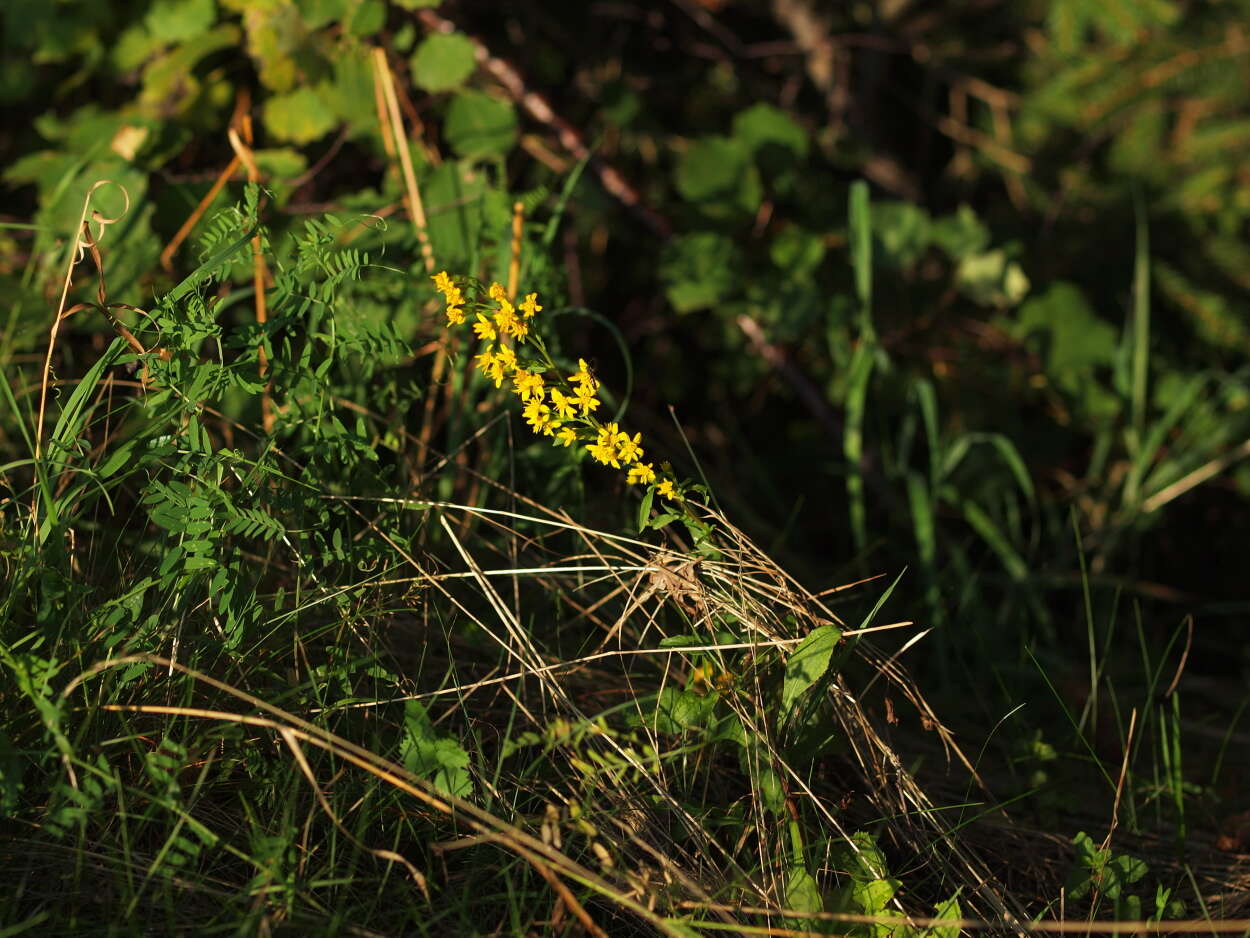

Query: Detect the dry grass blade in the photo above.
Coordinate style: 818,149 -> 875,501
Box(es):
69,655 -> 703,938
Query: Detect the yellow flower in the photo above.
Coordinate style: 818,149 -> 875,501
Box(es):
475,346 -> 510,387
488,282 -> 508,303
549,388 -> 576,420
555,426 -> 577,447
513,369 -> 545,402
587,425 -> 621,467
615,431 -> 643,464
523,398 -> 554,435
574,383 -> 601,415
657,479 -> 676,500
520,292 -> 542,319
473,313 -> 497,342
569,358 -> 597,390
587,441 -> 619,467
432,272 -> 466,325
496,344 -> 517,373
627,462 -> 656,486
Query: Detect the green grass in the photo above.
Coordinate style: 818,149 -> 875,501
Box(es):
1,186 -> 1245,938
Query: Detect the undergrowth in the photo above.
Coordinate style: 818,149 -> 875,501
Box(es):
3,7 -> 1250,933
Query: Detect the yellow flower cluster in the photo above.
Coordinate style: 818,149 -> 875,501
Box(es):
432,271 -> 465,325
431,271 -> 683,499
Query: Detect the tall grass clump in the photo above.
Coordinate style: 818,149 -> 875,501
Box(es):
0,168 -> 1055,936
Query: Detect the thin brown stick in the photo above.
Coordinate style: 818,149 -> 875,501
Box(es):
160,155 -> 241,274
675,901 -> 1250,934
511,843 -> 611,938
1100,707 -> 1137,855
414,8 -> 673,238
1162,615 -> 1195,699
36,180 -> 131,463
227,123 -> 273,433
277,727 -> 430,899
371,47 -> 435,273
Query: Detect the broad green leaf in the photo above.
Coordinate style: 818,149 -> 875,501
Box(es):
659,232 -> 741,312
444,90 -> 517,159
653,686 -> 716,732
733,103 -> 808,159
1016,282 -> 1116,379
770,226 -> 825,274
146,0 -> 217,43
410,32 -> 477,93
401,700 -> 474,798
929,204 -> 989,259
929,896 -> 962,938
782,625 -> 842,712
297,0 -> 348,29
423,160 -> 488,268
264,86 -> 338,145
853,877 -> 898,914
674,136 -> 748,203
344,0 -> 385,36
785,865 -> 823,924
253,147 -> 308,181
873,200 -> 930,268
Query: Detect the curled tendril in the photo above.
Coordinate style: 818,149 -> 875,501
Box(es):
74,179 -> 131,263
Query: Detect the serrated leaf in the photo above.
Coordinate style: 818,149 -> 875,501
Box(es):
401,700 -> 473,798
782,625 -> 842,713
410,32 -> 477,92
930,896 -> 961,938
444,90 -> 517,159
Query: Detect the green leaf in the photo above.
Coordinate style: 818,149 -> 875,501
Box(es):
264,87 -> 338,145
873,201 -> 931,269
659,232 -> 741,312
252,148 -> 308,181
637,485 -> 655,532
785,865 -> 824,924
956,249 -> 1030,307
444,90 -> 518,159
781,625 -> 842,713
674,136 -> 749,202
849,180 -> 873,314
770,227 -> 825,274
653,686 -> 716,732
344,0 -> 385,36
929,896 -> 962,938
401,700 -> 474,798
929,204 -> 989,259
146,0 -> 217,43
410,32 -> 477,93
733,103 -> 809,159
